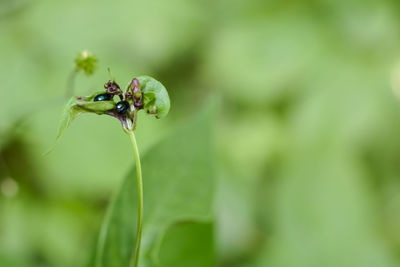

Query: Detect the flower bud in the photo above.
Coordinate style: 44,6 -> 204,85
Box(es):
75,50 -> 98,76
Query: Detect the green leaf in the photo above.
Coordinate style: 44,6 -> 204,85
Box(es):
158,222 -> 214,267
137,76 -> 170,118
95,103 -> 215,267
46,91 -> 115,154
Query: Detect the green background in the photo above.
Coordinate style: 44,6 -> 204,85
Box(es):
2,0 -> 400,266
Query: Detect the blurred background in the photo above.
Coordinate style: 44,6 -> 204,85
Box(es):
2,0 -> 400,266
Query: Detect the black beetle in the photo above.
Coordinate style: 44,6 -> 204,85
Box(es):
93,93 -> 113,102
115,101 -> 130,114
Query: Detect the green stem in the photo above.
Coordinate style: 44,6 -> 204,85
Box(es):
65,70 -> 77,98
127,130 -> 143,267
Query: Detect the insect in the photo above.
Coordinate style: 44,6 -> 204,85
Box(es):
115,101 -> 130,114
93,93 -> 113,102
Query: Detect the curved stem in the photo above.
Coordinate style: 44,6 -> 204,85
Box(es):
65,70 -> 77,98
127,130 -> 143,267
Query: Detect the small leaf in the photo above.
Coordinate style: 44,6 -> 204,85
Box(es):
95,102 -> 216,267
54,97 -> 82,144
137,76 -> 170,118
45,92 -> 115,154
78,100 -> 115,114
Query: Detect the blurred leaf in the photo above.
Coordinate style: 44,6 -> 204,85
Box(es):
138,76 -> 171,119
158,222 -> 214,267
95,103 -> 215,267
0,254 -> 28,267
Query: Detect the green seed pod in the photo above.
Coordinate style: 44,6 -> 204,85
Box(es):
136,76 -> 170,118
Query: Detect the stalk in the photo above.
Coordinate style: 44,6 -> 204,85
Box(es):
127,130 -> 143,267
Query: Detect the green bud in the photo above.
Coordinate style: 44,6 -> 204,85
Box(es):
75,50 -> 98,76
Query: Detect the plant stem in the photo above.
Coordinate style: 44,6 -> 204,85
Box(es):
127,130 -> 143,267
65,70 -> 76,98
